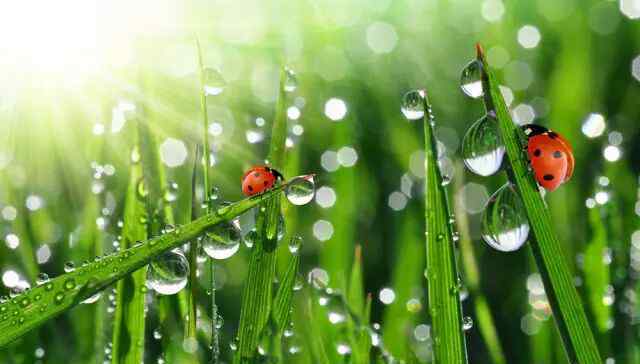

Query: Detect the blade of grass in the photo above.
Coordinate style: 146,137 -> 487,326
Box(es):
453,162 -> 506,364
0,182 -> 289,347
271,252 -> 301,363
112,123 -> 149,364
476,44 -> 601,363
422,90 -> 468,363
233,67 -> 288,364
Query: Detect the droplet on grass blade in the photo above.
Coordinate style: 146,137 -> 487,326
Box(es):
63,262 -> 76,273
203,68 -> 226,96
308,268 -> 329,289
285,175 -> 316,205
462,316 -> 474,330
401,90 -> 426,120
202,220 -> 241,260
460,60 -> 484,98
288,236 -> 302,254
284,67 -> 298,92
481,183 -> 530,252
462,114 -> 505,176
147,249 -> 189,295
81,292 -> 102,304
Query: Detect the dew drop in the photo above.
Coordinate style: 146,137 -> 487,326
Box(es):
462,316 -> 474,331
461,114 -> 505,176
481,183 -> 530,252
203,68 -> 226,96
137,179 -> 149,198
64,262 -> 76,273
81,292 -> 102,304
285,175 -> 316,206
284,68 -> 298,92
36,273 -> 50,285
202,221 -> 241,260
400,90 -> 426,120
307,268 -> 329,290
288,236 -> 302,255
64,279 -> 76,291
336,342 -> 352,356
163,182 -> 179,202
460,60 -> 484,98
54,292 -> 65,304
147,249 -> 189,295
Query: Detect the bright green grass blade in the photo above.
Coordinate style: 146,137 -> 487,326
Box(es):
272,253 -> 300,335
422,90 -> 468,364
583,206 -> 611,336
112,125 -> 149,364
233,67 -> 288,364
453,163 -> 506,364
477,44 -> 601,364
347,245 -> 369,364
0,184 -> 287,348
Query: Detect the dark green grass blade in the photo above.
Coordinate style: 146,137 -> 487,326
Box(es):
233,67 -> 288,364
453,163 -> 506,364
112,127 -> 149,364
477,44 -> 601,364
422,91 -> 468,364
272,253 -> 300,335
0,184 -> 287,348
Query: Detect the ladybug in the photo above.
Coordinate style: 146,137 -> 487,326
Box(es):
522,124 -> 574,192
241,166 -> 284,196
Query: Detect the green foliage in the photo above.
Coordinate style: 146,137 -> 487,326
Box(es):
477,45 -> 602,364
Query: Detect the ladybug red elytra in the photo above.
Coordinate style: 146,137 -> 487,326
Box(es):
522,124 -> 574,192
241,166 -> 284,196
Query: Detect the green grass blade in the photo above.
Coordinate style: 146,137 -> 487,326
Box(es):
453,163 -> 506,364
583,206 -> 611,336
233,67 -> 288,364
0,184 -> 287,348
422,91 -> 468,364
476,44 -> 601,364
112,127 -> 149,364
272,253 -> 300,335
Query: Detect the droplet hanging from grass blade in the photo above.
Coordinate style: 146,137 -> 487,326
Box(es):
202,220 -> 242,259
203,68 -> 226,96
462,113 -> 505,176
481,183 -> 530,252
285,175 -> 316,206
284,67 -> 298,92
147,249 -> 189,295
460,60 -> 484,98
401,90 -> 426,120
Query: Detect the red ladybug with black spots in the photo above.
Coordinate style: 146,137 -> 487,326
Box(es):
522,124 -> 574,192
241,166 -> 284,196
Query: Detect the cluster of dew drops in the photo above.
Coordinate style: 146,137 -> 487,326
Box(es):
400,58 -> 530,253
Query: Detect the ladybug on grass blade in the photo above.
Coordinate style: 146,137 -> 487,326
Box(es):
522,124 -> 574,192
241,166 -> 284,196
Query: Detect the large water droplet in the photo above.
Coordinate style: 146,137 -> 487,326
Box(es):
203,68 -> 226,96
64,262 -> 76,273
307,268 -> 329,290
147,249 -> 189,295
481,183 -> 530,252
288,236 -> 302,254
202,221 -> 241,260
285,176 -> 315,206
462,316 -> 474,331
284,68 -> 298,92
462,114 -> 505,176
36,273 -> 49,285
81,292 -> 102,304
460,60 -> 484,98
401,90 -> 426,120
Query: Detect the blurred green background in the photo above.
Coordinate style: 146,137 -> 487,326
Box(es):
1,0 -> 639,363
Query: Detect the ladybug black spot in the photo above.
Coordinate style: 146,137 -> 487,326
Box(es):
533,149 -> 541,157
264,181 -> 269,186
248,185 -> 254,192
548,132 -> 558,139
543,174 -> 554,181
553,151 -> 562,158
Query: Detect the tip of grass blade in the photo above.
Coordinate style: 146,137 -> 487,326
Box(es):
475,43 -> 485,59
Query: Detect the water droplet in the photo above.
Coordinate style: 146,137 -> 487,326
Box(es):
288,236 -> 302,254
462,114 -> 505,176
147,249 -> 189,295
307,268 -> 329,290
244,229 -> 257,249
64,262 -> 76,273
229,338 -> 238,351
460,60 -> 484,98
137,179 -> 149,198
285,175 -> 316,206
54,292 -> 65,304
130,147 -> 141,164
202,221 -> 241,260
19,297 -> 30,308
215,314 -> 224,329
203,68 -> 226,96
36,273 -> 50,285
153,329 -> 162,340
481,183 -> 530,252
401,90 -> 426,120
438,156 -> 454,186
336,342 -> 352,356
284,68 -> 298,92
81,292 -> 102,304
462,316 -> 474,330
209,187 -> 220,203
163,182 -> 179,202
64,279 -> 76,291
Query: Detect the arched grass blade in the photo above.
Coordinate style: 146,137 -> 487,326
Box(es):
421,90 -> 468,363
0,184 -> 287,348
476,44 -> 602,364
